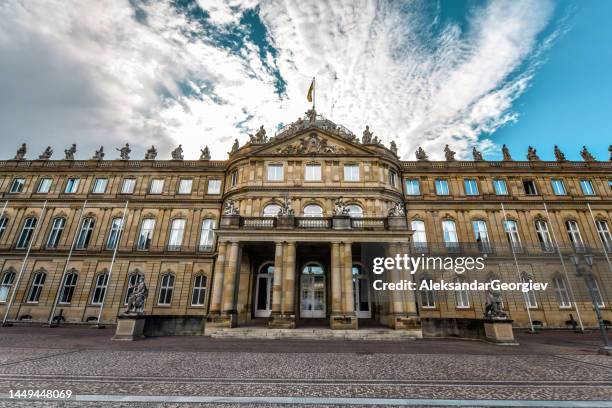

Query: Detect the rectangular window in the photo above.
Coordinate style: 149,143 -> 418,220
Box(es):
343,164 -> 359,182
493,179 -> 508,195
168,219 -> 185,251
92,178 -> 108,194
472,220 -> 491,252
9,178 -> 25,193
535,220 -> 554,252
149,179 -> 164,194
267,164 -> 284,181
566,220 -> 584,251
504,220 -> 522,253
523,180 -> 537,195
121,178 -> 136,194
91,273 -> 108,305
596,220 -> 612,252
405,179 -> 420,195
178,179 -> 193,194
16,217 -> 37,249
191,275 -> 207,306
389,170 -> 398,187
305,164 -> 321,181
137,219 -> 155,250
580,179 -> 595,196
207,179 -> 221,194
59,273 -> 78,304
199,219 -> 215,251
551,179 -> 567,195
0,272 -> 15,302
554,277 -> 571,307
106,218 -> 124,250
64,178 -> 80,194
37,178 -> 52,194
411,220 -> 427,251
46,217 -> 65,249
442,220 -> 459,250
26,272 -> 46,303
75,218 -> 95,250
158,274 -> 174,305
522,275 -> 537,308
464,179 -> 479,196
435,179 -> 449,196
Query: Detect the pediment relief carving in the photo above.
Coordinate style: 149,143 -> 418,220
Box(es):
275,133 -> 348,155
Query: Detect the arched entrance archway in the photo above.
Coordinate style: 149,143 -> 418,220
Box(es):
254,263 -> 274,317
300,263 -> 325,318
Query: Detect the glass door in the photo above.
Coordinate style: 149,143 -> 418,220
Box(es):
300,263 -> 325,318
254,264 -> 274,317
352,264 -> 371,318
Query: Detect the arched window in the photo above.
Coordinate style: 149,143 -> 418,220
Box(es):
472,220 -> 490,252
16,217 -> 37,249
263,204 -> 281,217
419,277 -> 435,308
199,219 -> 216,251
565,220 -> 584,251
124,272 -> 144,305
106,217 -> 124,250
158,273 -> 175,305
91,272 -> 109,305
442,220 -> 459,250
26,271 -> 46,303
346,205 -> 363,218
59,271 -> 78,304
535,219 -> 553,252
411,220 -> 427,251
0,216 -> 9,240
167,219 -> 185,251
191,274 -> 208,306
137,218 -> 156,250
0,270 -> 16,302
46,217 -> 66,249
589,277 -> 605,308
303,204 -> 323,217
504,220 -> 522,253
76,217 -> 95,250
521,272 -> 537,308
454,275 -> 469,308
553,276 -> 571,307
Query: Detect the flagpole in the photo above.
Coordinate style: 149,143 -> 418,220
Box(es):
312,77 -> 316,111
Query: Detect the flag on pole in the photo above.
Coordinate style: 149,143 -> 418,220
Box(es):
307,77 -> 315,103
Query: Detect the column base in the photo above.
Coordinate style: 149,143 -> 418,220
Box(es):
330,314 -> 358,330
206,312 -> 236,328
389,315 -> 421,330
112,315 -> 145,341
268,313 -> 296,329
484,319 -> 517,345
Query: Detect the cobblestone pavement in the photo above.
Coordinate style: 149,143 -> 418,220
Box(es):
0,326 -> 610,407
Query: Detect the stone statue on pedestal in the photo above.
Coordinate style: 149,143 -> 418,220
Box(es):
223,200 -> 239,216
580,145 -> 595,162
389,140 -> 398,156
444,144 -> 456,161
200,146 -> 210,160
362,126 -> 373,144
39,146 -> 53,160
554,145 -> 566,162
64,144 -> 77,160
415,147 -> 428,161
501,144 -> 512,161
472,147 -> 484,161
171,144 -> 184,160
117,143 -> 131,160
278,196 -> 294,216
484,287 -> 507,319
254,126 -> 267,143
125,276 -> 148,314
388,202 -> 405,217
14,143 -> 27,160
230,139 -> 239,154
144,146 -> 157,160
92,146 -> 105,160
526,146 -> 540,161
333,197 -> 350,216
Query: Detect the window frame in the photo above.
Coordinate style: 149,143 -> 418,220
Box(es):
90,272 -> 109,305
0,271 -> 16,303
343,164 -> 360,182
405,179 -> 420,196
177,179 -> 193,195
198,219 -> 216,252
389,170 -> 398,188
124,273 -> 144,305
304,163 -> 322,182
106,217 -> 124,250
535,219 -> 554,252
579,179 -> 595,196
136,218 -> 156,251
411,220 -> 427,251
464,178 -> 479,196
595,220 -> 612,252
419,278 -> 435,308
26,271 -> 46,303
167,218 -> 186,251
58,272 -> 78,304
472,220 -> 491,252
64,178 -> 80,194
157,273 -> 175,306
45,217 -> 66,249
492,179 -> 508,196
149,179 -> 165,194
435,179 -> 449,196
266,163 -> 284,182
454,276 -> 470,308
522,179 -> 538,196
91,178 -> 108,194
551,179 -> 567,196
553,276 -> 571,308
207,179 -> 221,195
120,178 -> 136,194
16,217 -> 37,249
565,220 -> 584,251
36,177 -> 53,194
504,219 -> 523,253
9,178 -> 26,193
191,274 -> 208,306
0,216 -> 9,240
75,217 -> 95,250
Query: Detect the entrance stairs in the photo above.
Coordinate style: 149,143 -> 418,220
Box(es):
206,327 -> 421,340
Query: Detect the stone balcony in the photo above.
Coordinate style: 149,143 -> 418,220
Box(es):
220,215 -> 408,231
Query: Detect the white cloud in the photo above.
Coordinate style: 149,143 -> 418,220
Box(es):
0,0 -> 557,160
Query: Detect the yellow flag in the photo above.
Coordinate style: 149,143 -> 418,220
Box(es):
307,78 -> 314,102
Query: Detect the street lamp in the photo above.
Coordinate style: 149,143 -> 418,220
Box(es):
569,254 -> 611,355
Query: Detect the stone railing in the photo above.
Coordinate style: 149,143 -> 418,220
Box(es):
221,215 -> 406,231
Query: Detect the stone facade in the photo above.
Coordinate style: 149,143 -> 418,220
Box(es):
0,112 -> 610,331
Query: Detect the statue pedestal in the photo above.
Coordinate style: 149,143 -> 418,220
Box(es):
484,319 -> 516,344
220,215 -> 240,229
332,215 -> 351,230
276,215 -> 295,229
330,314 -> 358,330
387,216 -> 407,230
112,315 -> 145,341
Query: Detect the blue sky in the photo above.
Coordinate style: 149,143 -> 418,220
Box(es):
0,0 -> 609,160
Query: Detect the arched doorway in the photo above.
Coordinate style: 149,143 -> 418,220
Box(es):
254,263 -> 274,317
352,264 -> 371,318
300,263 -> 325,318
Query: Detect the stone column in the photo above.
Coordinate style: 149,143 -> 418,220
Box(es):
270,242 -> 296,328
208,241 -> 227,315
271,242 -> 284,315
221,242 -> 240,326
343,242 -> 355,314
282,242 -> 296,317
330,242 -> 342,314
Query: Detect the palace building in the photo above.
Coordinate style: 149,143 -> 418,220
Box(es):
0,109 -> 611,335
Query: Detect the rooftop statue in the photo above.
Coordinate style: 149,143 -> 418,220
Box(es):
609,145 -> 612,161
254,125 -> 267,143
554,145 -> 566,162
415,146 -> 428,161
64,144 -> 77,160
124,275 -> 148,315
117,143 -> 131,160
230,138 -> 239,154
92,146 -> 105,160
388,202 -> 405,217
472,147 -> 484,161
144,145 -> 157,160
199,146 -> 211,160
362,125 -> 373,144
389,140 -> 398,156
526,146 -> 540,161
223,200 -> 240,216
171,144 -> 184,160
372,135 -> 381,145
38,146 -> 53,160
501,144 -> 512,161
444,144 -> 456,161
14,143 -> 27,160
306,108 -> 317,122
580,145 -> 595,162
